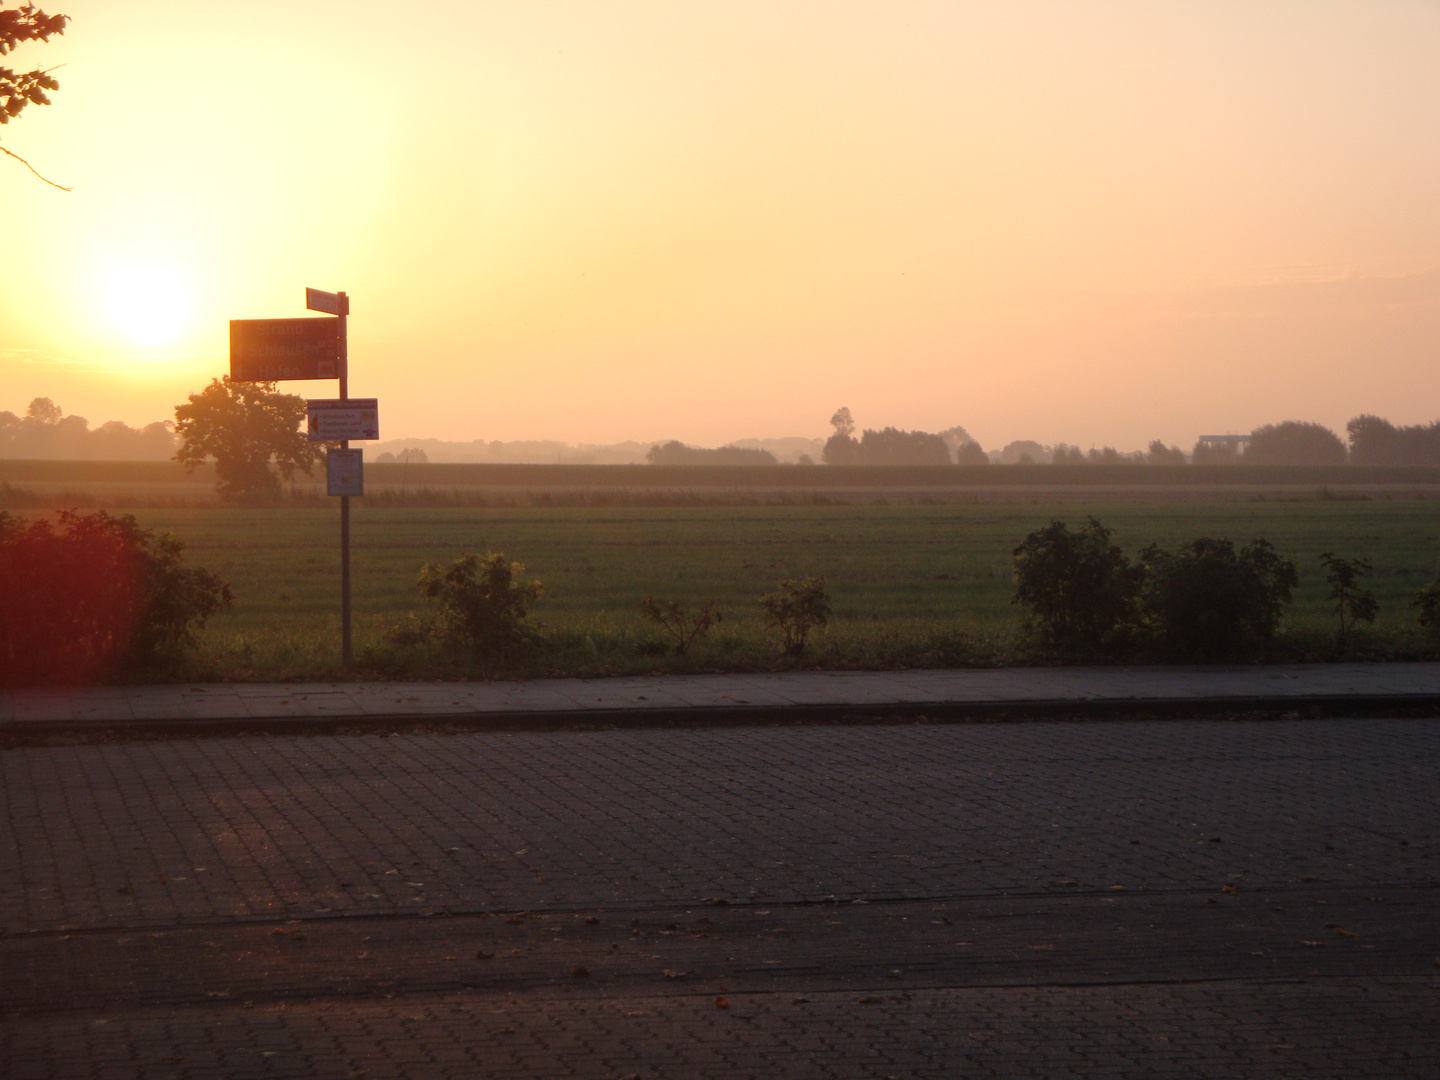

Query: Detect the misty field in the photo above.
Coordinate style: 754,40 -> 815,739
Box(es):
95,498 -> 1440,679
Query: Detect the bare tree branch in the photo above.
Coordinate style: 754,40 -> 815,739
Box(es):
0,141 -> 68,189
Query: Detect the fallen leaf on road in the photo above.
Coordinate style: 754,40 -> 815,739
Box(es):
715,997 -> 729,1008
1221,884 -> 1237,894
570,965 -> 589,978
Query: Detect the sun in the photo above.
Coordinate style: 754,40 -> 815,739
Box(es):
103,262 -> 191,347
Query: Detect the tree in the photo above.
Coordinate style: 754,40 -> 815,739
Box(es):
1145,440 -> 1186,465
1,3 -> 69,188
173,377 -> 322,499
857,426 -> 952,466
1190,438 -> 1241,465
645,440 -> 777,465
998,439 -> 1050,465
1319,553 -> 1378,646
1051,444 -> 1086,465
953,440 -> 989,466
823,407 -> 860,464
24,395 -> 59,424
1012,518 -> 1141,653
1243,422 -> 1346,466
1347,414 -> 1440,466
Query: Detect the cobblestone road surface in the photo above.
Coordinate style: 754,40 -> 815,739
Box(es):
4,718 -> 1439,1077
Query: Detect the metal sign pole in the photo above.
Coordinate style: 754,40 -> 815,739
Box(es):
338,291 -> 352,668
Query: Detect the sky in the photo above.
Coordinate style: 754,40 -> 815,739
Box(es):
3,0 -> 1440,452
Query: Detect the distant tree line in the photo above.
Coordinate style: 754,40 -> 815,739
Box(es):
1,398 -> 176,460
646,441 -> 778,466
807,411 -> 1440,468
823,408 -> 986,466
375,448 -> 430,464
1346,416 -> 1440,466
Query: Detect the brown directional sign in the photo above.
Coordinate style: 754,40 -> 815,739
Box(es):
230,318 -> 345,382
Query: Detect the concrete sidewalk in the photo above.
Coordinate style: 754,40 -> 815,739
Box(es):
5,661 -> 1440,733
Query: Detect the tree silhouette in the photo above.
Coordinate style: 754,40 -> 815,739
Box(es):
174,377 -> 322,500
1,3 -> 69,187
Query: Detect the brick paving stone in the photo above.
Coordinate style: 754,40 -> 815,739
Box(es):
4,719 -> 1437,933
0,979 -> 1419,1080
3,716 -> 1439,1076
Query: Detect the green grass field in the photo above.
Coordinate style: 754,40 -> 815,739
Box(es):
104,499 -> 1440,679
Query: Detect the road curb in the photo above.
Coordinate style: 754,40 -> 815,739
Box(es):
6,693 -> 1440,743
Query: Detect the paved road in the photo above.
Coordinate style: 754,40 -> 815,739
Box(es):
6,663 -> 1440,733
4,717 -> 1439,1077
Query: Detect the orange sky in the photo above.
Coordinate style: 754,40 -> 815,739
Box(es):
3,1 -> 1439,451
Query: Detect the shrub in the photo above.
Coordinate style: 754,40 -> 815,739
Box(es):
0,509 -> 232,684
1011,517 -> 1140,653
1138,537 -> 1298,659
416,552 -> 542,649
758,577 -> 831,655
1319,553 -> 1378,645
1415,580 -> 1440,640
639,598 -> 722,654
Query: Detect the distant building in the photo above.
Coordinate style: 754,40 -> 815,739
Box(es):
1195,435 -> 1250,449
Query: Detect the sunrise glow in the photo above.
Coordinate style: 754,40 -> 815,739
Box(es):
101,261 -> 191,348
2,1 -> 1439,447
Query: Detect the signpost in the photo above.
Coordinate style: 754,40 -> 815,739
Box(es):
228,287 -> 364,667
229,318 -> 344,382
308,399 -> 379,441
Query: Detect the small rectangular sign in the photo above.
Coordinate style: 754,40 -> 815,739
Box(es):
307,398 -> 379,441
230,318 -> 344,382
305,287 -> 347,316
327,449 -> 364,496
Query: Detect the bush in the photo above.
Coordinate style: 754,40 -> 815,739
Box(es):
416,552 -> 542,648
1319,553 -> 1378,646
1138,537 -> 1298,659
758,577 -> 831,655
1011,518 -> 1140,653
639,597 -> 721,654
1414,580 -> 1440,641
0,509 -> 232,684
